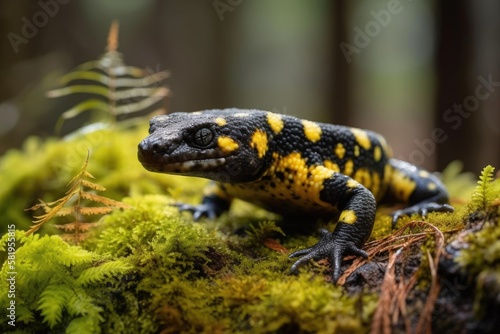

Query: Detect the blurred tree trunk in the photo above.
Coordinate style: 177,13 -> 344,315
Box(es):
331,1 -> 351,125
434,0 -> 473,172
435,0 -> 500,173
470,0 -> 500,173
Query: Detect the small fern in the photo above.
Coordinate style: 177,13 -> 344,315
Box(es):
247,220 -> 285,242
37,284 -> 73,328
47,20 -> 169,129
25,153 -> 130,240
468,165 -> 496,213
77,259 -> 132,286
0,233 -> 132,332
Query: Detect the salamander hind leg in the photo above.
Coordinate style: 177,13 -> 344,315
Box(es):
289,173 -> 376,283
387,159 -> 454,227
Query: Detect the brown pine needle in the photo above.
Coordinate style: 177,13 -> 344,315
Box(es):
370,249 -> 401,334
338,221 -> 445,333
262,238 -> 289,254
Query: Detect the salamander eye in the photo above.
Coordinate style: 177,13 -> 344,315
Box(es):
193,127 -> 214,147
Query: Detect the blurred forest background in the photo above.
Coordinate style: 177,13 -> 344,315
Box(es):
0,0 -> 498,173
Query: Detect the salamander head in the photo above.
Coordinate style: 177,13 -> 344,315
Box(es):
138,109 -> 269,183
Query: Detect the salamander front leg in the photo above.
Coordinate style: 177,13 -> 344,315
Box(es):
289,175 -> 376,283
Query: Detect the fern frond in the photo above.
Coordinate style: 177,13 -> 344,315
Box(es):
46,85 -> 110,98
54,207 -> 76,217
17,305 -> 35,324
48,20 -> 169,126
27,198 -> 66,212
114,87 -> 166,100
81,179 -> 106,191
66,315 -> 103,334
468,165 -> 496,212
247,221 -> 285,242
76,259 -> 132,286
80,192 -> 129,207
58,245 -> 95,266
25,199 -> 50,212
25,152 -> 129,239
114,89 -> 168,115
54,222 -> 98,232
78,207 -> 115,216
62,99 -> 109,119
108,65 -> 148,77
26,197 -> 70,236
66,170 -> 90,187
114,71 -> 169,87
37,284 -> 72,328
60,71 -> 110,85
60,233 -> 91,243
83,170 -> 96,179
65,287 -> 104,326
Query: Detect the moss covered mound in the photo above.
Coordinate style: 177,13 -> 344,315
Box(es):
0,126 -> 499,333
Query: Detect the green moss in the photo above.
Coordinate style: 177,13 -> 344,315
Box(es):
1,194 -> 378,333
3,128 -> 497,333
452,165 -> 500,322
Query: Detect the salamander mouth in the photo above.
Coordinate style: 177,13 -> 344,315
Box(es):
140,157 -> 228,174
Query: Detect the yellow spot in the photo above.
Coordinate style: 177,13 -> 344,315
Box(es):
418,170 -> 430,178
339,210 -> 357,224
215,117 -> 227,126
373,146 -> 382,162
250,129 -> 268,158
354,145 -> 360,157
354,168 -> 372,191
390,169 -> 417,202
351,128 -> 371,150
267,112 -> 284,134
371,172 -> 382,200
302,120 -> 322,142
427,182 -> 437,191
335,143 -> 346,160
217,136 -> 239,153
343,159 -> 354,176
347,179 -> 359,188
192,111 -> 202,115
324,160 -> 340,172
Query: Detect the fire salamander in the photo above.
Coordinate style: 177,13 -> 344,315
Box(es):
138,109 -> 453,282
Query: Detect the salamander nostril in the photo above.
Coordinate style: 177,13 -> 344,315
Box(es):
138,140 -> 148,152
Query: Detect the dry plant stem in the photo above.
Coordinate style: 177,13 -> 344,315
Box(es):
415,224 -> 444,334
370,249 -> 401,334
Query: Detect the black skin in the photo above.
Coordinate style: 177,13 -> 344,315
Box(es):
138,109 -> 453,283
